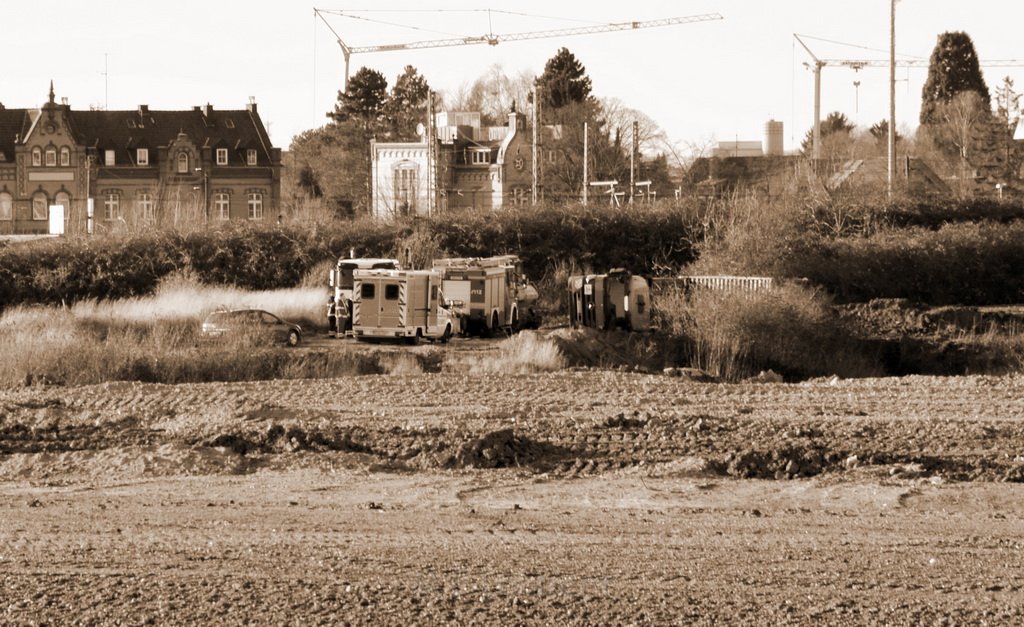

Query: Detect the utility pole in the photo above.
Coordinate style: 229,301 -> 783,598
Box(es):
427,91 -> 435,216
887,0 -> 896,199
583,122 -> 588,205
532,86 -> 540,205
630,120 -> 638,204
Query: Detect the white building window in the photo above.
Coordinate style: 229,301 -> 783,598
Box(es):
0,192 -> 12,220
105,149 -> 116,166
136,149 -> 149,166
393,167 -> 417,214
103,192 -> 119,220
216,148 -> 228,165
137,193 -> 154,222
247,192 -> 263,219
214,192 -> 230,220
32,147 -> 41,166
470,149 -> 490,165
60,147 -> 70,166
177,152 -> 189,174
32,193 -> 48,220
45,148 -> 56,167
246,149 -> 257,166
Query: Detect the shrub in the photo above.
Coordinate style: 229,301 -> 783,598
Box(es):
655,283 -> 882,381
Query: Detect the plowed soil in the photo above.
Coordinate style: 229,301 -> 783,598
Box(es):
3,372 -> 1024,623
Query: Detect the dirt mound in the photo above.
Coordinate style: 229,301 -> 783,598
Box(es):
548,327 -> 685,371
446,429 -> 568,470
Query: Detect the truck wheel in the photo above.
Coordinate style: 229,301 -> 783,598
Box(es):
511,308 -> 519,332
406,329 -> 422,345
440,324 -> 452,344
287,330 -> 301,347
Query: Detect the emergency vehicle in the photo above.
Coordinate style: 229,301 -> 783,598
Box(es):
568,269 -> 651,331
351,269 -> 455,343
431,255 -> 539,336
328,257 -> 401,337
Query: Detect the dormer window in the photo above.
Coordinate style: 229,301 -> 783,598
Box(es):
246,149 -> 257,166
137,148 -> 149,166
60,147 -> 70,167
105,150 -> 115,166
216,148 -> 228,165
470,149 -> 490,165
177,152 -> 189,174
32,147 -> 41,167
45,148 -> 56,167
225,119 -> 235,128
127,119 -> 137,129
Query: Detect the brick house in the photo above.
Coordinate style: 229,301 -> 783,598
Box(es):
0,84 -> 281,235
370,106 -> 535,219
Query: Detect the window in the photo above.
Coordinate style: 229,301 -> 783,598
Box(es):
32,193 -> 48,221
60,147 -> 70,166
214,192 -> 230,220
247,192 -> 263,219
103,192 -> 119,220
32,147 -> 41,166
137,193 -> 154,222
246,149 -> 257,166
216,148 -> 228,165
45,148 -> 56,167
55,192 -> 71,212
225,119 -> 235,129
384,284 -> 400,301
104,149 -> 115,166
176,152 -> 189,174
136,148 -> 149,166
470,149 -> 490,165
393,166 -> 417,214
360,283 -> 375,300
0,192 -> 12,220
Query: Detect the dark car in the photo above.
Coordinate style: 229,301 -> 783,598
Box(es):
200,309 -> 302,346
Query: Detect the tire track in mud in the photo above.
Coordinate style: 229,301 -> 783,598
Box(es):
2,373 -> 1024,481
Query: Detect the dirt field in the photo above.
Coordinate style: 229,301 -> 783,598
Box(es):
3,367 -> 1024,623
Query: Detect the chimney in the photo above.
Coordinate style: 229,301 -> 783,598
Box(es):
246,98 -> 257,114
202,103 -> 213,118
138,104 -> 149,115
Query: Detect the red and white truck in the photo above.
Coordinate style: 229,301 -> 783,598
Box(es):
431,255 -> 539,336
328,257 -> 401,337
351,269 -> 456,343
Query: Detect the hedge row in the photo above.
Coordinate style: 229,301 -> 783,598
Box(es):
0,203 -> 704,307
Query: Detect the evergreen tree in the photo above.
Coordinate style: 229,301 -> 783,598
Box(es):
329,67 -> 389,126
800,112 -> 855,155
387,65 -> 432,141
535,47 -> 592,111
920,31 -> 990,127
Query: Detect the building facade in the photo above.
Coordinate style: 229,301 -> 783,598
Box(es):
370,107 -> 534,219
0,84 -> 281,235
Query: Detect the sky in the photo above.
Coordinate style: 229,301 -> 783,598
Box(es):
5,1 -> 1023,159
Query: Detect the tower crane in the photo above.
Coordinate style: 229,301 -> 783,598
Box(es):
316,9 -> 723,89
795,34 -> 1024,160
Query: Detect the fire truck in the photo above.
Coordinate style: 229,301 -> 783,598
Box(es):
351,269 -> 456,343
328,257 -> 401,337
568,269 -> 651,331
431,255 -> 539,336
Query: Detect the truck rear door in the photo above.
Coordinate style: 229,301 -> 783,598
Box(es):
379,279 -> 403,329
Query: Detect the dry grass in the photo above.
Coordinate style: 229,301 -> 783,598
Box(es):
655,283 -> 883,381
448,332 -> 566,374
0,281 -> 329,387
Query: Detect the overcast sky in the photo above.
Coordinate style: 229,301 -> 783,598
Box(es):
5,1 -> 1023,156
